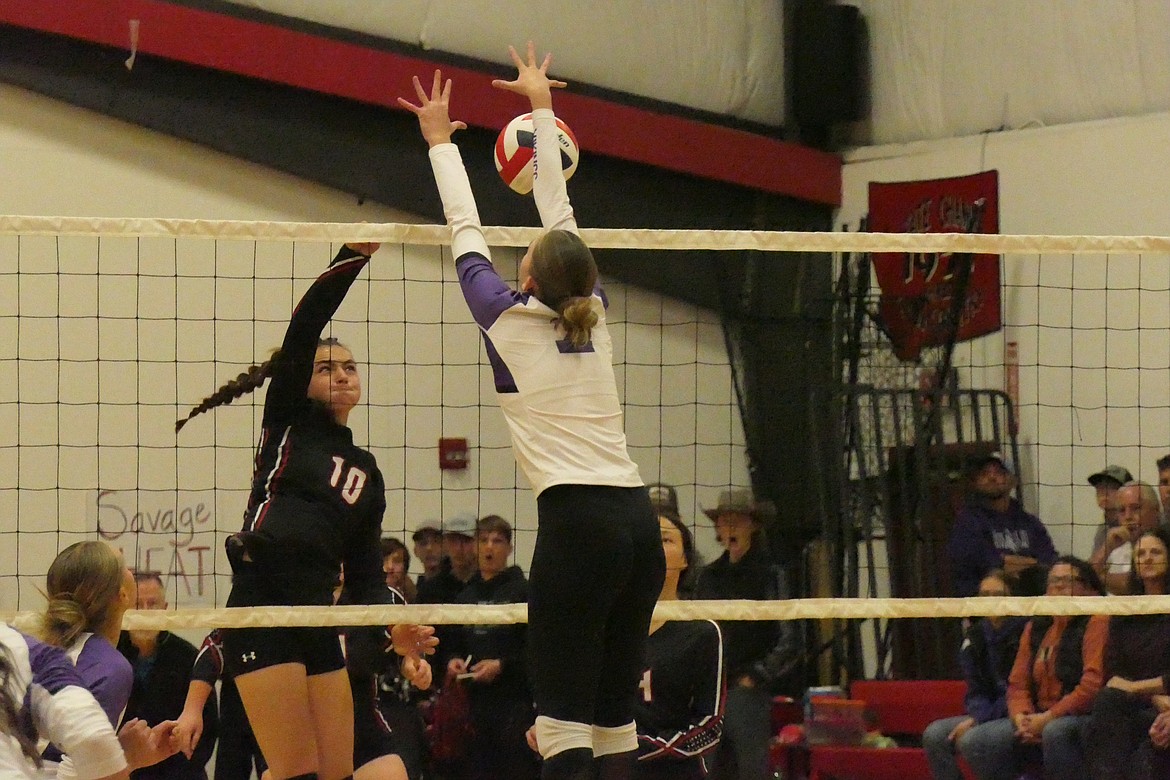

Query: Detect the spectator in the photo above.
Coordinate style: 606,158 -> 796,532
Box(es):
634,511 -> 724,779
1157,454 -> 1170,524
1083,527 -> 1170,779
175,632 -> 267,780
647,483 -> 680,516
116,572 -> 217,780
416,512 -> 479,604
948,452 -> 1058,597
922,570 -> 1028,780
694,488 -> 799,780
411,519 -> 444,585
443,515 -> 537,780
957,556 -> 1107,780
336,570 -> 433,780
381,537 -> 417,602
1090,481 -> 1160,594
1087,465 -> 1132,552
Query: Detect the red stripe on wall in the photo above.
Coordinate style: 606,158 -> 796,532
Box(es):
0,0 -> 841,205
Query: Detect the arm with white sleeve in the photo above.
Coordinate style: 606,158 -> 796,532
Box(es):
530,108 -> 577,235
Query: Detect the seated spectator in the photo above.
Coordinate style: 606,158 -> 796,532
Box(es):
694,488 -> 799,780
923,569 -> 1029,780
948,452 -> 1058,597
381,537 -> 417,602
175,631 -> 267,780
411,519 -> 444,586
957,556 -> 1107,780
1090,481 -> 1161,594
116,571 -> 217,780
443,515 -> 537,780
634,511 -> 724,779
1087,465 -> 1131,552
1083,527 -> 1170,779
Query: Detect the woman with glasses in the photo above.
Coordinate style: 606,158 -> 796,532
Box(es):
957,556 -> 1108,780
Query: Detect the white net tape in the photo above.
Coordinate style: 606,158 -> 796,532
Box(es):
3,215 -> 1170,253
7,595 -> 1170,634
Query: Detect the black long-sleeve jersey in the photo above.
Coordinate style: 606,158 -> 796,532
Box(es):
233,246 -> 385,605
634,619 -> 725,771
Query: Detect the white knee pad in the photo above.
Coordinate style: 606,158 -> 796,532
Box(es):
592,722 -> 637,757
534,715 -> 593,759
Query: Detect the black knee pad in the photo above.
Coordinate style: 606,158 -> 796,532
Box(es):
285,774 -> 319,780
542,747 -> 594,780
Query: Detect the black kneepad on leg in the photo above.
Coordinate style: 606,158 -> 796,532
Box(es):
543,747 -> 595,780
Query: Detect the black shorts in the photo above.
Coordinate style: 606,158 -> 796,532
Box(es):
528,483 -> 666,728
221,623 -> 346,678
222,540 -> 345,678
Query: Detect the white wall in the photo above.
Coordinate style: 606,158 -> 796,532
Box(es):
840,110 -> 1170,559
0,83 -> 746,615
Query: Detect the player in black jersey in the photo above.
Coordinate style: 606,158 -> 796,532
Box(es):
175,243 -> 436,780
634,512 -> 725,779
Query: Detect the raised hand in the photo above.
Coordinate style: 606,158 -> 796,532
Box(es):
491,41 -> 567,110
397,70 -> 467,148
389,622 -> 438,658
345,242 -> 380,257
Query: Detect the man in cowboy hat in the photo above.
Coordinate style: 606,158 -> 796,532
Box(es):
693,488 -> 797,780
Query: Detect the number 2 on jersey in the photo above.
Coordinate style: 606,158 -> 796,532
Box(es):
329,456 -> 368,504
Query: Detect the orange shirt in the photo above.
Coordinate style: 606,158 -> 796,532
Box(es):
1007,614 -> 1108,719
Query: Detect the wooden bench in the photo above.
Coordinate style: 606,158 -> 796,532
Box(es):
807,679 -> 973,780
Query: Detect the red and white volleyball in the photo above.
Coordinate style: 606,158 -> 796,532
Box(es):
494,113 -> 579,195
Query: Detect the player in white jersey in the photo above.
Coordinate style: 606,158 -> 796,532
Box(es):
0,622 -> 126,779
399,43 -> 666,780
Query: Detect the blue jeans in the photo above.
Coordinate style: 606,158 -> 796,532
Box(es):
710,683 -> 771,780
958,715 -> 1088,780
923,715 -> 969,780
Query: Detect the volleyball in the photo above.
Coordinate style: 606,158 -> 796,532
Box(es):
494,113 -> 579,195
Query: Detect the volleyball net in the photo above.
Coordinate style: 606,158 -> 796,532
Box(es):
4,219 -> 1170,649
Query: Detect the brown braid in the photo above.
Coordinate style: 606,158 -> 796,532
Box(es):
175,353 -> 279,433
0,644 -> 39,768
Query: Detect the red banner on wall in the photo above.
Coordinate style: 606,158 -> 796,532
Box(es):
868,170 -> 1001,361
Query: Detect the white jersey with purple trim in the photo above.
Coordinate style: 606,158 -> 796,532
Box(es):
0,623 -> 126,780
457,255 -> 641,495
430,109 -> 642,496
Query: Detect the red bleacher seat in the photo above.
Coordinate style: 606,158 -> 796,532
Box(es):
807,679 -> 973,780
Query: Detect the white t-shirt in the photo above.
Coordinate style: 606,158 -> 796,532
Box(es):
1107,541 -> 1132,573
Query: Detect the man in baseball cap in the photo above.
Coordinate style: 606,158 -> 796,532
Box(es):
417,511 -> 480,605
948,452 -> 1057,597
412,518 -> 444,585
1086,465 -> 1132,553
